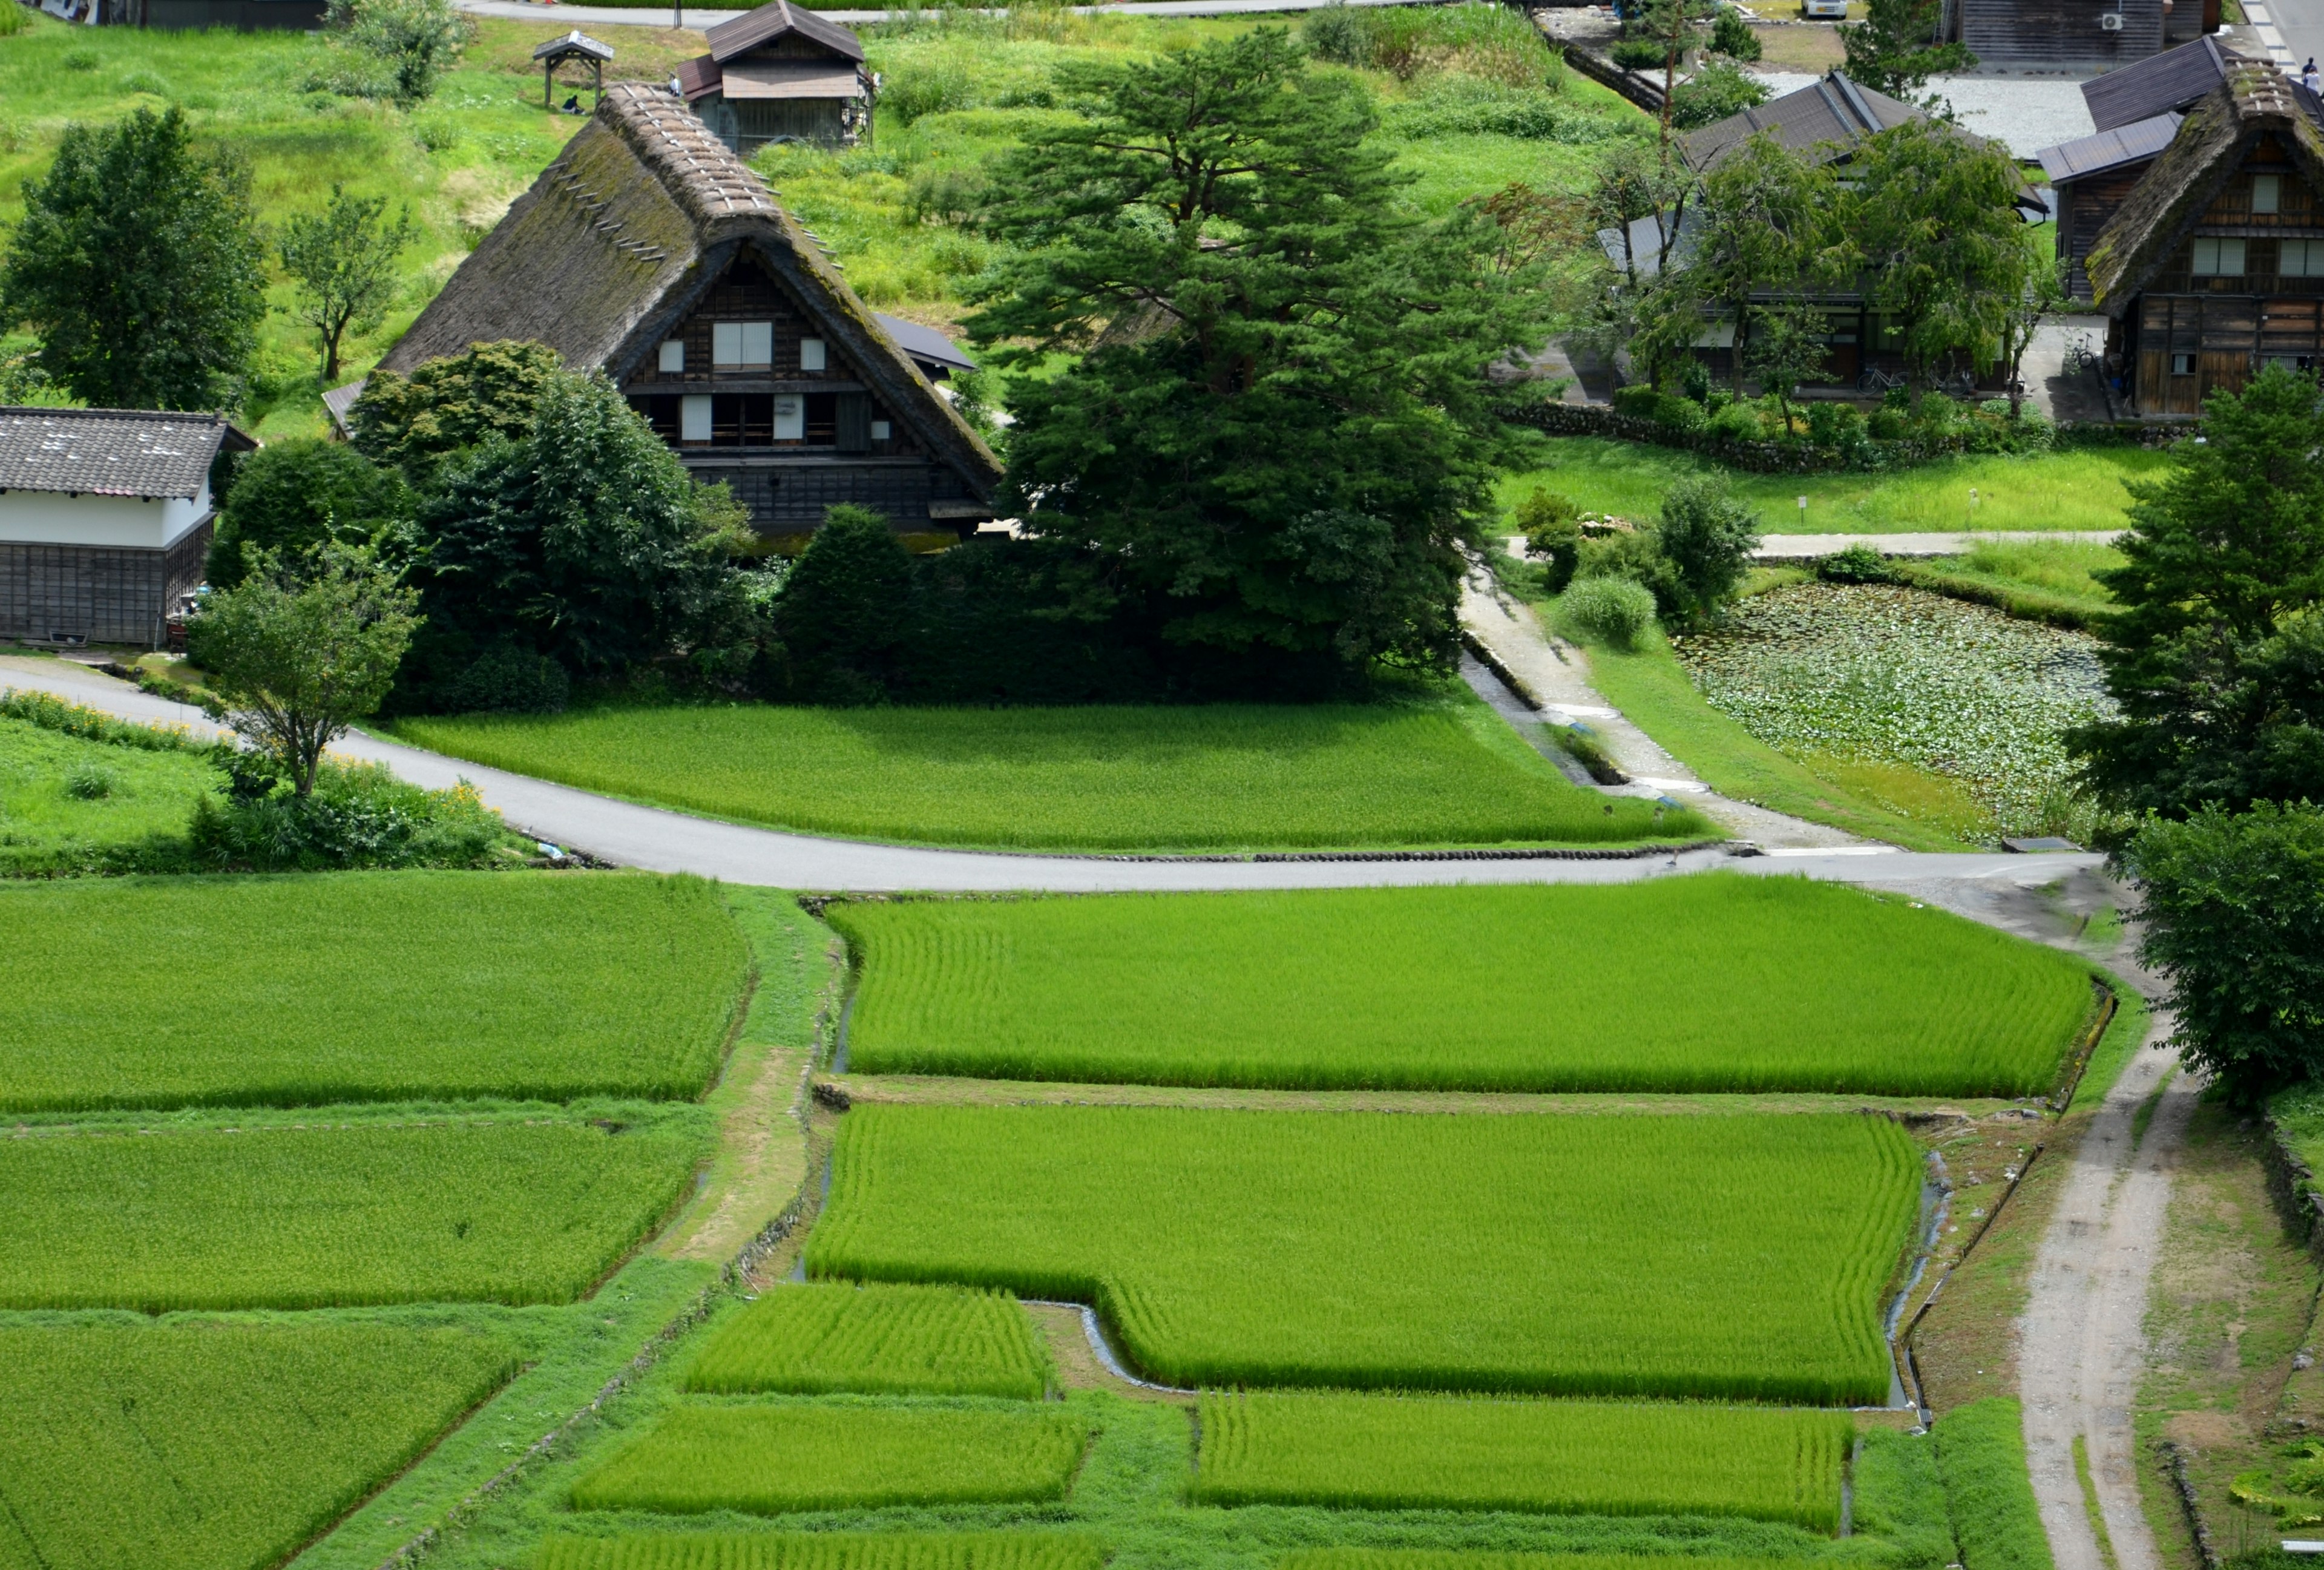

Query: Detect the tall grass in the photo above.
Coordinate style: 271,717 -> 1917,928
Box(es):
1932,1400 -> 2056,1570
0,871 -> 749,1112
570,1404 -> 1091,1515
1195,1391 -> 1852,1529
537,1534 -> 1111,1570
0,712 -> 220,874
0,1321 -> 519,1570
0,1111 -> 707,1309
686,1283 -> 1053,1399
392,695 -> 1702,852
1284,1554 -> 1832,1570
831,876 -> 2097,1097
807,1104 -> 1923,1404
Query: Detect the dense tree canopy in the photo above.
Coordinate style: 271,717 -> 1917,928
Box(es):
2068,366 -> 2324,815
0,107 -> 266,411
208,438 -> 414,590
349,341 -> 566,485
963,28 -> 1558,683
1840,0 -> 1974,98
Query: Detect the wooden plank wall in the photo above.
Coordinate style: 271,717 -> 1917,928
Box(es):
1960,0 -> 2164,70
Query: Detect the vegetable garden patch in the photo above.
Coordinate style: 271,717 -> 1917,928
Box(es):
807,1104 -> 1922,1404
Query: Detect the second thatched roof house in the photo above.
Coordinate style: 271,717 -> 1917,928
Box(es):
369,82 -> 999,542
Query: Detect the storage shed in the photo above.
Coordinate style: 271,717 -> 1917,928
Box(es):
676,0 -> 873,153
0,408 -> 252,648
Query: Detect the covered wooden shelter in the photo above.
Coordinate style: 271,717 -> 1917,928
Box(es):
534,31 -> 615,111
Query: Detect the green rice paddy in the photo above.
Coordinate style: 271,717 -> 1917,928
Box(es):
830,877 -> 2096,1096
0,1113 -> 707,1310
1195,1392 -> 1851,1529
0,872 -> 749,1112
387,695 -> 1699,852
0,1320 -> 519,1570
536,1533 -> 1112,1570
807,1104 -> 1923,1404
570,1404 -> 1091,1515
686,1283 -> 1052,1399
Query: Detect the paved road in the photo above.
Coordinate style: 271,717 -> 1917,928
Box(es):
2020,1014 -> 2194,1570
459,0 -> 1431,29
1,655 -> 2104,893
1753,530 -> 2125,560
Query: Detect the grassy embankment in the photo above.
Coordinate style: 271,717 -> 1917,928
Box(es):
0,8 -> 1644,436
829,878 -> 2100,1096
389,689 -> 1705,852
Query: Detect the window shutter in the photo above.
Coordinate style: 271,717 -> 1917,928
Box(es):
836,393 -> 872,453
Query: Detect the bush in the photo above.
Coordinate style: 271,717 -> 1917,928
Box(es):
1557,576 -> 1658,649
884,59 -> 977,125
1707,401 -> 1762,442
206,438 -> 413,590
1670,58 -> 1769,130
1612,384 -> 1707,431
313,0 -> 473,105
441,640 -> 572,714
1817,544 -> 1897,584
1655,475 -> 1762,625
1711,7 -> 1762,59
1609,38 -> 1667,70
2122,803 -> 2324,1102
1301,3 -> 1371,66
1514,490 -> 1581,593
63,762 -> 117,801
1805,401 -> 1865,448
188,755 -> 514,871
772,505 -> 916,705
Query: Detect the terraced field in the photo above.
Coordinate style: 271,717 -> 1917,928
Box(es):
830,878 -> 2098,1096
807,1103 -> 1923,1403
687,1283 -> 1053,1399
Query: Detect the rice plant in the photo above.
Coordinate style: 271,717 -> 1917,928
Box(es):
1196,1391 -> 1851,1529
0,1321 -> 518,1570
1283,1554 -> 1831,1570
389,695 -> 1701,852
686,1282 -> 1053,1399
0,1114 -> 707,1310
806,1105 -> 1923,1405
0,870 -> 749,1112
536,1532 -> 1111,1570
570,1404 -> 1092,1515
830,877 -> 2097,1097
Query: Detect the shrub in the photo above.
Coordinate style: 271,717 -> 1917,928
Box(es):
1707,401 -> 1762,442
441,639 -> 572,714
1557,576 -> 1658,649
1301,2 -> 1371,66
773,505 -> 916,705
187,756 -> 514,871
1609,38 -> 1667,70
206,437 -> 414,590
1670,58 -> 1768,130
314,0 -> 473,105
885,59 -> 977,125
1711,7 -> 1762,59
1805,400 -> 1865,448
1656,475 -> 1762,625
1817,543 -> 1897,584
62,761 -> 117,800
1513,490 -> 1581,593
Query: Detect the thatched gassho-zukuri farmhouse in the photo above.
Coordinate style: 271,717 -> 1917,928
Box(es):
372,82 -> 999,542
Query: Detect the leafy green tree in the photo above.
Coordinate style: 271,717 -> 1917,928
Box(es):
1653,474 -> 1761,625
1514,490 -> 1582,593
1845,119 -> 2032,399
395,370 -> 750,709
963,29 -> 1555,679
191,544 -> 420,796
0,107 -> 265,411
280,186 -> 414,381
1840,0 -> 1974,99
1627,0 -> 1718,148
349,340 -> 565,484
1688,133 -> 1831,381
2121,802 -> 2324,1101
318,0 -> 472,105
2067,365 -> 2324,816
1670,59 -> 1770,130
1589,139 -> 1695,288
1742,303 -> 1830,430
1710,7 -> 1762,61
207,438 -> 415,590
772,505 -> 916,704
1995,245 -> 2067,421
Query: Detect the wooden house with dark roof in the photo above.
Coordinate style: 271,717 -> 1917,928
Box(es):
372,83 -> 1000,542
1952,0 -> 2171,77
2084,36 -> 2244,132
0,408 -> 253,647
677,0 -> 873,153
2084,62 -> 2324,414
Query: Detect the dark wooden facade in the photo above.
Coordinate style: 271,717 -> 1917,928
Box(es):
1956,0 -> 2167,73
0,524 -> 209,648
2062,165 -> 2159,301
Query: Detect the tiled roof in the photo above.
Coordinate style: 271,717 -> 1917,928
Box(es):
0,408 -> 245,499
1681,71 -> 1920,172
2083,36 -> 2248,133
2037,111 -> 2184,182
705,0 -> 863,65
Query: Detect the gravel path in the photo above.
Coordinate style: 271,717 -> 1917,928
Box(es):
2019,1013 -> 2196,1570
0,654 -> 2102,890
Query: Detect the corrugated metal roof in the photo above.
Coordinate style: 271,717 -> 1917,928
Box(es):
2083,36 -> 2247,132
0,408 -> 243,499
875,312 -> 976,372
2037,110 -> 2183,181
677,54 -> 721,102
705,0 -> 863,66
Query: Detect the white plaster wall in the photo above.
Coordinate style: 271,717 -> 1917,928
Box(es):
0,484 -> 210,549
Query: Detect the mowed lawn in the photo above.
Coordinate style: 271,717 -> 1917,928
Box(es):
830,877 -> 2097,1097
1195,1391 -> 1853,1529
0,1114 -> 706,1309
807,1105 -> 1923,1404
1497,438 -> 2168,534
572,1405 -> 1091,1515
388,695 -> 1699,852
0,871 -> 749,1111
0,1321 -> 519,1570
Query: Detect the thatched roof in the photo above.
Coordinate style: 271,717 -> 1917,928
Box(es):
378,83 -> 999,495
2085,64 -> 2324,314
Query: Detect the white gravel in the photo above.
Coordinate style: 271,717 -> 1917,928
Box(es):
1747,71 -> 2098,157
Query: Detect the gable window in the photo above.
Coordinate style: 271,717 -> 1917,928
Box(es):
681,395 -> 713,442
2170,352 -> 2197,375
2254,174 -> 2282,214
2191,237 -> 2247,276
799,338 -> 827,373
712,321 -> 774,369
658,340 -> 685,373
774,395 -> 804,441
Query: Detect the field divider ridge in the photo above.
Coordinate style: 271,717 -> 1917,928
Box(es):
1023,1299 -> 1197,1395
1900,1138 -> 2049,1425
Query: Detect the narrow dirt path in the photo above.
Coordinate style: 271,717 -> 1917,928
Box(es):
2020,1013 -> 2199,1570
